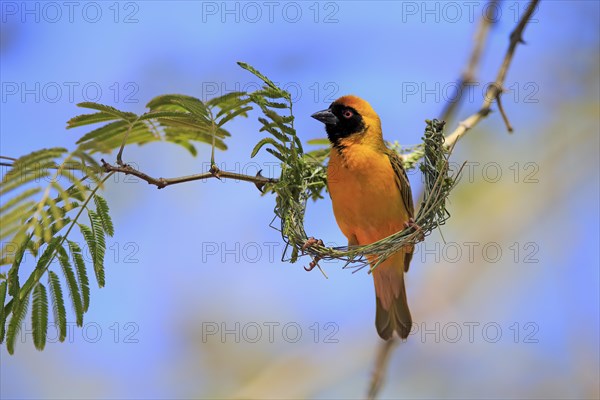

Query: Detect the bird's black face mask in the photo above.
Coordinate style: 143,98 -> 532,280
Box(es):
312,104 -> 365,144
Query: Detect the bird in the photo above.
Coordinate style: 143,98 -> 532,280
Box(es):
311,95 -> 415,340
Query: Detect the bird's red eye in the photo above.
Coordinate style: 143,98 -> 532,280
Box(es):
343,110 -> 353,119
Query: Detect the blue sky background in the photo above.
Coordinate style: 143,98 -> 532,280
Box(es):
1,1 -> 599,399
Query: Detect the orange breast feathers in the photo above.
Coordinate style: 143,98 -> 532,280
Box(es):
327,142 -> 411,246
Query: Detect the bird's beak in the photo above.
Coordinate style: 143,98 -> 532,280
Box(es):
311,109 -> 338,125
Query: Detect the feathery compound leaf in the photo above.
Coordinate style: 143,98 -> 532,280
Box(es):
146,94 -> 209,118
32,283 -> 48,351
251,138 -> 287,159
81,209 -> 107,288
67,112 -> 124,129
1,148 -> 67,195
214,96 -> 252,118
3,148 -> 68,171
217,106 -> 253,127
28,236 -> 64,288
75,102 -> 137,122
237,62 -> 290,100
265,148 -> 287,163
0,188 -> 41,214
78,223 -> 104,288
93,195 -> 114,237
67,241 -> 89,312
7,241 -> 25,299
137,110 -> 195,121
207,91 -> 248,108
155,115 -> 213,131
75,120 -> 157,153
163,128 -> 227,151
6,290 -> 30,355
0,202 -> 38,242
88,211 -> 106,283
57,245 -> 83,327
47,271 -> 66,342
0,281 -> 7,343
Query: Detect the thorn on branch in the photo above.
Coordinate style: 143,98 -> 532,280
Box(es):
209,164 -> 222,180
254,169 -> 266,193
510,30 -> 527,45
156,178 -> 167,189
496,94 -> 514,133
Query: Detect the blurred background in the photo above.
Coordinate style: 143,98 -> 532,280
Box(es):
1,1 -> 598,399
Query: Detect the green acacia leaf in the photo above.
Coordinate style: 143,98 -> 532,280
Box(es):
146,94 -> 208,118
57,246 -> 83,327
6,290 -> 30,355
75,120 -> 130,145
263,101 -> 288,109
7,242 -> 25,298
265,148 -> 286,163
0,203 -> 38,242
0,188 -> 42,215
0,281 -> 7,343
93,195 -> 114,237
237,62 -> 288,100
251,138 -> 287,159
67,112 -> 123,129
67,241 -> 90,312
1,148 -> 67,196
32,283 -> 49,351
78,223 -> 104,288
75,120 -> 156,153
207,91 -> 248,108
47,271 -> 67,342
88,211 -> 106,284
35,236 -> 63,273
163,129 -> 227,151
214,97 -> 252,119
171,140 -> 198,156
137,110 -> 193,121
75,102 -> 137,122
217,106 -> 253,127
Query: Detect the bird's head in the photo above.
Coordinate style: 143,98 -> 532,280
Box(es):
311,95 -> 382,145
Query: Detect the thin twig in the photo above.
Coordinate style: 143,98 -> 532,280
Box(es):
100,159 -> 277,189
438,0 -> 499,123
496,91 -> 514,132
367,338 -> 398,400
407,0 -> 540,158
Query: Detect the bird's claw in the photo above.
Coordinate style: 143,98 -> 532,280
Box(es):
304,259 -> 321,272
302,237 -> 324,272
302,237 -> 324,251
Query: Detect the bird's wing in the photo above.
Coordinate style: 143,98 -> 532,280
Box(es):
386,149 -> 415,273
385,149 -> 414,219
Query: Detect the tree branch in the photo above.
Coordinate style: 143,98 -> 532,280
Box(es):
367,338 -> 398,400
438,0 -> 499,123
442,0 -> 539,149
100,159 -> 278,190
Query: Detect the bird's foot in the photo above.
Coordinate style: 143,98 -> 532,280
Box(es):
404,218 -> 425,242
302,237 -> 324,251
302,237 -> 324,272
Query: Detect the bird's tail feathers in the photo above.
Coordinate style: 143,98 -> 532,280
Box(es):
375,278 -> 412,340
